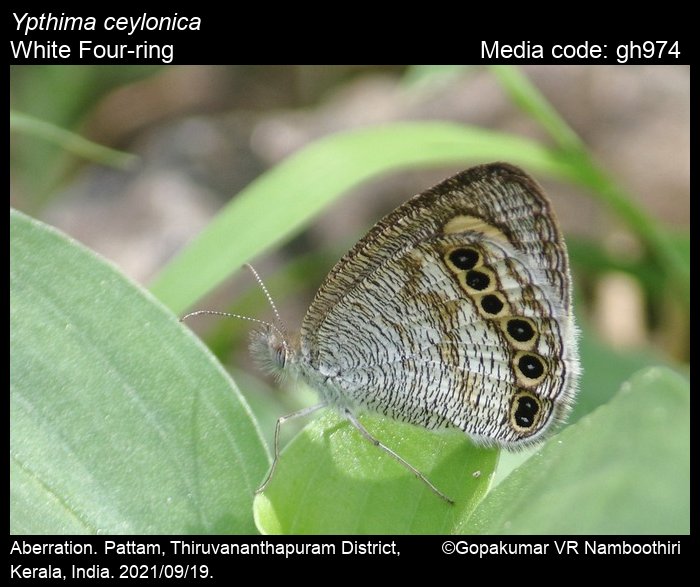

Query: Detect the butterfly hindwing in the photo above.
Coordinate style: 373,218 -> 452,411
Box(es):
297,162 -> 578,447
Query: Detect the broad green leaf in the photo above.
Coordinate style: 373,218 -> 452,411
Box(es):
491,329 -> 669,487
460,367 -> 689,534
10,209 -> 269,534
254,411 -> 499,534
150,122 -> 575,314
571,323 -> 664,423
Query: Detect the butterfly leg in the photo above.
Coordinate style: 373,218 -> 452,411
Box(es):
343,409 -> 455,505
255,402 -> 327,494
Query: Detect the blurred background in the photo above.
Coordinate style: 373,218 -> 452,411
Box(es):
10,65 -> 690,442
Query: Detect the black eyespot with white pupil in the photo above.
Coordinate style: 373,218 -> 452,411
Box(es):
513,394 -> 540,429
466,270 -> 490,290
507,318 -> 535,342
449,248 -> 479,270
518,353 -> 545,379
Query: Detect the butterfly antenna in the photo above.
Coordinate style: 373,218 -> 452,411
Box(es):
180,265 -> 289,353
180,310 -> 285,339
243,263 -> 287,335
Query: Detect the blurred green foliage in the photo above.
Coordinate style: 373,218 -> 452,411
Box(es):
10,66 -> 160,208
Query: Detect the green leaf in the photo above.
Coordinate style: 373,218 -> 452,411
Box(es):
10,209 -> 268,534
572,325 -> 666,423
150,121 -> 575,314
253,411 -> 499,534
461,367 -> 689,534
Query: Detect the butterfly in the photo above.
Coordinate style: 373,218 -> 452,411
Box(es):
247,162 -> 580,504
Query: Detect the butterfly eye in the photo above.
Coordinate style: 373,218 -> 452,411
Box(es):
275,345 -> 286,369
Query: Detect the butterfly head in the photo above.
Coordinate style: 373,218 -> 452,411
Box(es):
249,322 -> 296,379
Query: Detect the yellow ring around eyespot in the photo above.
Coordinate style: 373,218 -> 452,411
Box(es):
500,316 -> 538,351
458,266 -> 497,295
512,350 -> 548,387
443,246 -> 482,274
474,291 -> 510,319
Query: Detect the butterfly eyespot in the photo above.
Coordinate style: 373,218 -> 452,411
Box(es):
507,318 -> 536,342
446,247 -> 480,271
514,351 -> 547,385
500,317 -> 538,351
457,266 -> 497,295
510,391 -> 543,433
479,293 -> 506,316
465,269 -> 490,291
